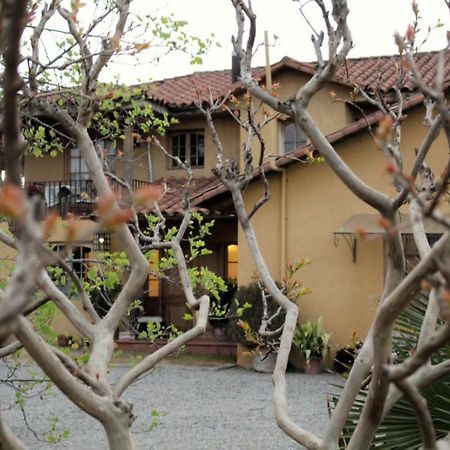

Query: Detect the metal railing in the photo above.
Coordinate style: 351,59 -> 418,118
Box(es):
25,178 -> 151,218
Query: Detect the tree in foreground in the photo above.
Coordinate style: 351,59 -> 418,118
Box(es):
0,1 -> 221,448
215,1 -> 450,449
1,0 -> 450,449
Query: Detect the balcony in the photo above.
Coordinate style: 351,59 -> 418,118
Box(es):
25,178 -> 151,218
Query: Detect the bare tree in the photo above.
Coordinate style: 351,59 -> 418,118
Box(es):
199,1 -> 450,449
2,0 -> 450,449
0,2 -> 217,449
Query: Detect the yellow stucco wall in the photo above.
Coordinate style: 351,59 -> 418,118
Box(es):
237,69 -> 355,170
24,151 -> 66,181
275,70 -> 353,135
0,219 -> 98,338
238,105 -> 450,346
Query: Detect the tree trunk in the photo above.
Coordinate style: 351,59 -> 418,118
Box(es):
103,419 -> 136,450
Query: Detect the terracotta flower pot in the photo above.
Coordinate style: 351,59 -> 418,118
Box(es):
305,358 -> 322,375
289,345 -> 306,371
252,350 -> 277,373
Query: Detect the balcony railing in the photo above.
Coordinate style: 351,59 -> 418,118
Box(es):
25,178 -> 151,218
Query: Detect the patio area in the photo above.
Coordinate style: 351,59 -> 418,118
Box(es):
0,359 -> 339,449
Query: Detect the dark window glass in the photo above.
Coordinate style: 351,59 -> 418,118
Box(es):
171,132 -> 204,168
72,246 -> 91,279
283,122 -> 307,154
97,140 -> 116,172
70,147 -> 89,181
171,134 -> 186,166
190,133 -> 205,167
404,234 -> 441,272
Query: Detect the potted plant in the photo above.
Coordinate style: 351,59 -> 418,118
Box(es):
229,281 -> 285,370
333,332 -> 362,374
237,319 -> 279,373
293,317 -> 330,374
208,280 -> 238,340
208,300 -> 230,341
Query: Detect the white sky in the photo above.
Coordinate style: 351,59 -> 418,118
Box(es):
102,0 -> 450,83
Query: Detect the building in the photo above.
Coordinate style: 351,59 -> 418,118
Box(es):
11,51 -> 450,348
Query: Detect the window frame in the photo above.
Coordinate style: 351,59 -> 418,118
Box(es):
282,121 -> 307,155
70,146 -> 90,181
96,140 -> 116,172
225,243 -> 239,282
169,131 -> 205,169
403,233 -> 441,272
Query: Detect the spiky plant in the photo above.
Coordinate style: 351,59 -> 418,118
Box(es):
330,292 -> 450,449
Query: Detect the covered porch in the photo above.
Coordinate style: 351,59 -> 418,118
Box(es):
122,177 -> 238,353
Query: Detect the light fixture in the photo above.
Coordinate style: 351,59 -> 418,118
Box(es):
93,233 -> 110,251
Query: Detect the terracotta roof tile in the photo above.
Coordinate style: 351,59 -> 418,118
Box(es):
147,70 -> 234,108
141,176 -> 222,216
188,92 -> 426,206
334,51 -> 450,92
147,51 -> 449,108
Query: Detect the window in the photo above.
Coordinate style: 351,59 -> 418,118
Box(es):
93,233 -> 111,252
97,140 -> 116,172
148,250 -> 160,297
171,132 -> 205,168
227,244 -> 238,281
72,246 -> 92,280
70,147 -> 89,181
283,122 -> 307,154
403,234 -> 441,272
49,245 -> 91,296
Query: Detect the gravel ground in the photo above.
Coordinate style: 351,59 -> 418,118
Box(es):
0,362 -> 339,449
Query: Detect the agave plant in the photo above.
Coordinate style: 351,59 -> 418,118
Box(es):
330,292 -> 450,449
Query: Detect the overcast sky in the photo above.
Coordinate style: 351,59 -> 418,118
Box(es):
104,0 -> 449,83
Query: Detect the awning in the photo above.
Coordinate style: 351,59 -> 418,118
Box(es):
333,213 -> 447,264
334,213 -> 448,236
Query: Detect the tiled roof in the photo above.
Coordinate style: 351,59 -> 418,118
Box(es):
142,176 -> 222,216
141,92 -> 426,213
334,51 -> 450,92
147,70 -> 234,108
179,92 -> 426,207
147,51 -> 449,108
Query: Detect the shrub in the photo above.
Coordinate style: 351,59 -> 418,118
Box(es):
228,281 -> 286,348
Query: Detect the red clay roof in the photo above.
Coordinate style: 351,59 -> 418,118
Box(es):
141,176 -> 222,216
147,51 -> 449,108
142,92 -> 426,214
147,70 -> 234,108
334,51 -> 450,92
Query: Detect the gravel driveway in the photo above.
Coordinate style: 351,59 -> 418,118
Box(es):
0,362 -> 338,449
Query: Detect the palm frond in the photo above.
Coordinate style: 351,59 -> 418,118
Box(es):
330,292 -> 450,449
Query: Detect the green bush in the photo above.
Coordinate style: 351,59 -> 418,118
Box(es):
228,281 -> 286,348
